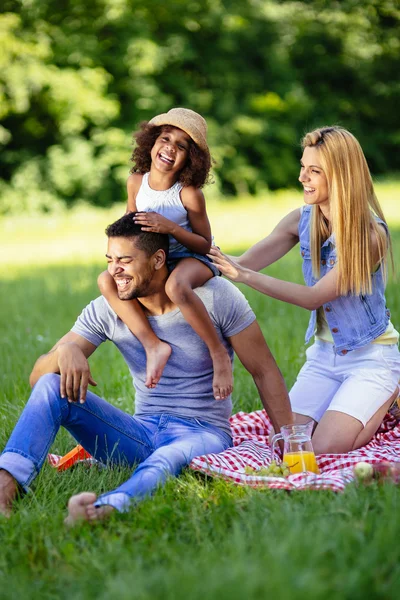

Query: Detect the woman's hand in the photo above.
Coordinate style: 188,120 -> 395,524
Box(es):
208,246 -> 247,282
133,211 -> 175,234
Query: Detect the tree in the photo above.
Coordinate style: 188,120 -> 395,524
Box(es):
1,0 -> 399,212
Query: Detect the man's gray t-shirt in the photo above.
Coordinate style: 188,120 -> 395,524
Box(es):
71,278 -> 255,435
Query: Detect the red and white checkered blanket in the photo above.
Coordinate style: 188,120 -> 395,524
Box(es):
189,410 -> 400,492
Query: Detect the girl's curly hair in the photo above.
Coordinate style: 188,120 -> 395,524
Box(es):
130,122 -> 212,188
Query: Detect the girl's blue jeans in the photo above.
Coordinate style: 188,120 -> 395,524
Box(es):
0,373 -> 232,512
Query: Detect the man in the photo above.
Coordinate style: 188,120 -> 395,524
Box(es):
0,213 -> 292,523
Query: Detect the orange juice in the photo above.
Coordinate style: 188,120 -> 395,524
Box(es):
283,451 -> 320,474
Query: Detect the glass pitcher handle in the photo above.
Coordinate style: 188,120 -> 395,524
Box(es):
271,433 -> 283,462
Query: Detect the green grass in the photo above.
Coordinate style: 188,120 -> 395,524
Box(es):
1,194 -> 400,599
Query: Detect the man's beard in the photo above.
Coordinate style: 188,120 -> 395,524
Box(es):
117,274 -> 153,301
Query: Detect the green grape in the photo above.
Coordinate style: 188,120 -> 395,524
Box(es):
258,468 -> 270,476
245,461 -> 292,478
244,466 -> 256,475
257,461 -> 291,478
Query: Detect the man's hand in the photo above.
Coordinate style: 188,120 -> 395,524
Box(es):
133,211 -> 175,234
56,343 -> 97,404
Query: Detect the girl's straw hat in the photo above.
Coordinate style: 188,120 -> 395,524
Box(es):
149,108 -> 210,157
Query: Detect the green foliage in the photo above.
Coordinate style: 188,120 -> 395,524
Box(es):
1,0 -> 400,213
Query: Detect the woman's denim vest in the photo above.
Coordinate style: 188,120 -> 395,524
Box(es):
299,206 -> 390,355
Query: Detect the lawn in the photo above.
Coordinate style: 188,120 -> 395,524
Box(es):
1,187 -> 400,600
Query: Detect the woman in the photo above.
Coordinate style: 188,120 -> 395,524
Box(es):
210,126 -> 400,454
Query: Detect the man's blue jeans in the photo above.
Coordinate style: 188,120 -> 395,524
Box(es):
0,374 -> 232,512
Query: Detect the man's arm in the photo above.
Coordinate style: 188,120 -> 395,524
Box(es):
228,321 -> 293,434
29,331 -> 98,403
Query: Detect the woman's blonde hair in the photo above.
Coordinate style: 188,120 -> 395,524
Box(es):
301,126 -> 392,295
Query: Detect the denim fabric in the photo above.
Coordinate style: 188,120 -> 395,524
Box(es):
0,373 -> 232,512
299,206 -> 390,354
168,249 -> 220,277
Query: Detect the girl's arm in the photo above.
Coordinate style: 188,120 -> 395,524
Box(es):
126,173 -> 143,213
179,186 -> 212,253
134,186 -> 212,254
229,208 -> 301,271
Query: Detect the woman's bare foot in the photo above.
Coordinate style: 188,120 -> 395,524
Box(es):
144,341 -> 172,388
211,348 -> 233,401
0,469 -> 17,518
64,492 -> 115,526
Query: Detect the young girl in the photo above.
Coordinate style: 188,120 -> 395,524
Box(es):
98,108 -> 232,400
209,126 -> 400,453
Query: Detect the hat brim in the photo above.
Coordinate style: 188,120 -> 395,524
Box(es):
149,113 -> 210,157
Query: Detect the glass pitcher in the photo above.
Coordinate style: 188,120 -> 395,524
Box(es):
271,422 -> 320,474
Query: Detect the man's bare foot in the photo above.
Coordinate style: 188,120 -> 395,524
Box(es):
0,469 -> 17,518
144,341 -> 172,388
64,492 -> 115,526
211,348 -> 233,401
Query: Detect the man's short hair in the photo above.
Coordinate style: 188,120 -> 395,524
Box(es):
105,212 -> 169,258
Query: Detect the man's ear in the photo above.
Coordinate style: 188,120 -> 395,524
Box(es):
153,249 -> 167,270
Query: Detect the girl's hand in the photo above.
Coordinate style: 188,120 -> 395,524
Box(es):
208,246 -> 247,282
133,211 -> 175,234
